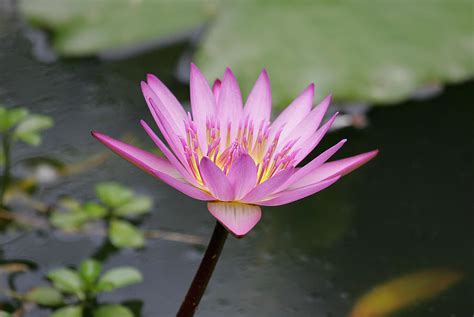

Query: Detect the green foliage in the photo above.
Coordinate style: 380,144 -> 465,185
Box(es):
79,259 -> 102,287
108,219 -> 145,249
26,287 -> 64,306
96,267 -> 143,292
0,106 -> 53,145
93,305 -> 134,317
25,259 -> 142,316
50,305 -> 82,317
0,311 -> 11,317
50,182 -> 152,249
20,1 -> 474,106
47,268 -> 85,299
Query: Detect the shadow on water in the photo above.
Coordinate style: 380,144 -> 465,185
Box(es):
0,6 -> 473,317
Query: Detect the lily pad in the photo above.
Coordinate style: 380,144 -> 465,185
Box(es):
20,0 -> 217,56
196,1 -> 474,106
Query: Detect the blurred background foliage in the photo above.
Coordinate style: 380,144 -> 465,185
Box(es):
20,0 -> 474,108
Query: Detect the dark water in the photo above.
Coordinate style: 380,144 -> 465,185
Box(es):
1,7 -> 473,317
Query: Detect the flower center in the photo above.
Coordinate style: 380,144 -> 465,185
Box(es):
179,114 -> 298,185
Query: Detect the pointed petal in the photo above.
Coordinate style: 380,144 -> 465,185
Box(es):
269,83 -> 314,142
141,81 -> 185,137
294,112 -> 339,164
152,169 -> 214,201
146,74 -> 187,125
281,95 -> 332,151
227,154 -> 258,200
190,63 -> 216,153
243,69 -> 271,127
212,79 -> 222,103
291,150 -> 379,188
200,157 -> 234,201
242,167 -> 295,203
92,131 -> 180,178
281,139 -> 346,190
141,120 -> 199,186
258,176 -> 341,206
208,202 -> 261,237
218,68 -> 243,144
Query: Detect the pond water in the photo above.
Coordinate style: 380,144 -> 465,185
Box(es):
1,7 -> 473,317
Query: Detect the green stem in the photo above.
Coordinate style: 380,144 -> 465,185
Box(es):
0,133 -> 11,208
177,221 -> 228,317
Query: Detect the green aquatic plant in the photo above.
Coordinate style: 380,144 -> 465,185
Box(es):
0,106 -> 53,207
50,182 -> 152,249
26,258 -> 142,317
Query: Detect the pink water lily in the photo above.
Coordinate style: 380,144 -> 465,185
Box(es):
92,64 -> 377,237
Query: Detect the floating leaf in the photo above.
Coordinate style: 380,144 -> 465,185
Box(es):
93,305 -> 134,317
108,219 -> 145,249
96,267 -> 143,292
79,259 -> 102,287
349,268 -> 463,317
96,182 -> 134,208
47,268 -> 85,299
14,114 -> 53,146
0,311 -> 11,317
51,305 -> 83,317
20,0 -> 216,56
114,196 -> 152,217
196,1 -> 474,107
26,286 -> 64,306
81,202 -> 108,219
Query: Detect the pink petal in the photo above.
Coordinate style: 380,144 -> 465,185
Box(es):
212,79 -> 222,103
218,68 -> 243,145
281,95 -> 332,151
243,69 -> 271,128
290,150 -> 379,188
294,112 -> 339,164
141,81 -> 184,137
258,176 -> 341,206
242,167 -> 295,203
91,131 -> 180,178
146,74 -> 187,126
199,157 -> 234,201
190,63 -> 217,153
141,120 -> 199,186
152,169 -> 214,201
227,154 -> 258,200
208,202 -> 262,237
269,83 -> 314,142
147,98 -> 188,164
281,139 -> 346,190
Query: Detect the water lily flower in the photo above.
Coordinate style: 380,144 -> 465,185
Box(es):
92,64 -> 377,237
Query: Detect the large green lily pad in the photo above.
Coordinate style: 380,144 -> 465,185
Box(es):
20,0 -> 474,106
196,1 -> 474,105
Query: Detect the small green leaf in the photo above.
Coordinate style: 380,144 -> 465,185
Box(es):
96,182 -> 134,208
93,305 -> 134,317
114,196 -> 152,217
50,211 -> 89,230
26,286 -> 64,306
51,305 -> 83,317
82,202 -> 108,219
79,259 -> 102,286
96,267 -> 143,292
108,219 -> 145,249
47,268 -> 85,298
0,107 -> 29,132
0,311 -> 11,317
14,114 -> 53,145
